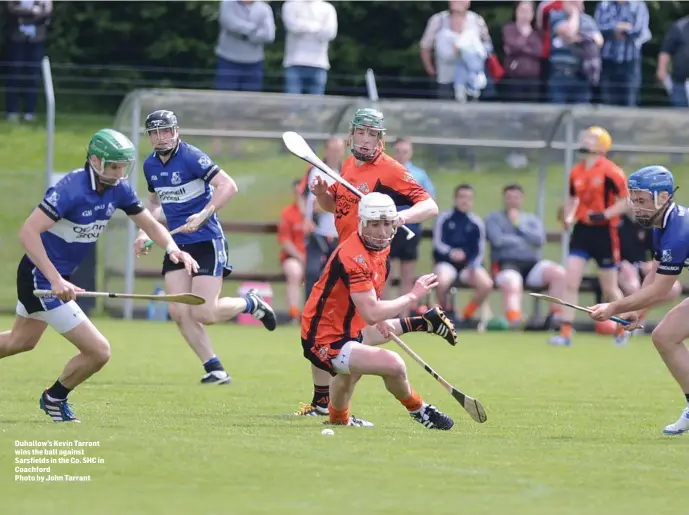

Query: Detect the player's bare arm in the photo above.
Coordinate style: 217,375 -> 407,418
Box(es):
130,210 -> 199,275
563,195 -> 579,228
18,209 -> 84,301
397,197 -> 438,226
133,191 -> 163,254
350,273 -> 438,325
602,197 -> 629,221
185,171 -> 238,232
311,175 -> 335,213
281,239 -> 305,263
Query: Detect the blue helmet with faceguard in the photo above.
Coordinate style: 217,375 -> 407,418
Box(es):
627,165 -> 675,227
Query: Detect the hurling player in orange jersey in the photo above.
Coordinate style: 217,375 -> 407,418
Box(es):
290,108 -> 457,418
300,193 -> 455,429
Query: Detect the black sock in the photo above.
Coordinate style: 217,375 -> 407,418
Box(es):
399,316 -> 428,333
203,356 -> 225,374
46,380 -> 71,401
312,384 -> 330,409
685,393 -> 689,404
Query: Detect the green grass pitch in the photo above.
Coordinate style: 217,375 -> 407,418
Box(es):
0,315 -> 686,514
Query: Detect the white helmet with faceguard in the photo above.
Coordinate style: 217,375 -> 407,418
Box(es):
358,192 -> 398,250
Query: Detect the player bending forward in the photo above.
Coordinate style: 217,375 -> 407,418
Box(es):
135,110 -> 276,385
301,193 -> 455,429
589,166 -> 689,435
0,129 -> 198,422
293,108 -> 456,417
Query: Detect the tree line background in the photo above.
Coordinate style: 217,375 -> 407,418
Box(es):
1,0 -> 688,111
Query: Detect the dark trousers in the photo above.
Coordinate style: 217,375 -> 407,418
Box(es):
599,60 -> 639,107
304,234 -> 338,300
215,57 -> 264,92
5,40 -> 45,115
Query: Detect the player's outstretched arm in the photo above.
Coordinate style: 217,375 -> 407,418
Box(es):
18,209 -> 65,285
398,197 -> 438,225
351,274 -> 438,325
130,210 -> 199,274
593,262 -> 676,318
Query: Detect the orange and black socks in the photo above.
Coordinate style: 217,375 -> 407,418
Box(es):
400,316 -> 428,333
312,384 -> 330,410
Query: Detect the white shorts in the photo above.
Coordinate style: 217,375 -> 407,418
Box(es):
494,260 -> 553,289
331,340 -> 355,375
16,300 -> 87,334
434,261 -> 479,285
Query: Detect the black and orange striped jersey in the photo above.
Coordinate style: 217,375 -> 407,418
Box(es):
328,153 -> 430,242
569,157 -> 628,227
301,232 -> 388,345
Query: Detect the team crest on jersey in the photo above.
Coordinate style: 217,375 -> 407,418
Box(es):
46,191 -> 60,206
354,254 -> 368,267
661,249 -> 673,263
357,182 -> 370,194
171,172 -> 182,185
198,155 -> 212,169
403,172 -> 415,183
105,203 -> 115,217
318,346 -> 328,360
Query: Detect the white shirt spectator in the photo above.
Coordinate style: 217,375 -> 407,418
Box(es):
420,9 -> 492,85
282,0 -> 338,70
304,166 -> 338,238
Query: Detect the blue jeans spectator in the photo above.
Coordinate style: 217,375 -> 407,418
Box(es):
6,40 -> 45,117
670,82 -> 689,107
215,57 -> 264,92
600,60 -> 638,106
284,66 -> 327,95
548,67 -> 591,104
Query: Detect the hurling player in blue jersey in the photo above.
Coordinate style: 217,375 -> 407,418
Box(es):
134,110 -> 276,386
589,166 -> 689,435
0,129 -> 198,422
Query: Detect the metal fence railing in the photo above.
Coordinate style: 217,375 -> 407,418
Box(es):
102,89 -> 689,318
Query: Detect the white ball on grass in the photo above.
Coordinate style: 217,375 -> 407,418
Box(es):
321,428 -> 335,436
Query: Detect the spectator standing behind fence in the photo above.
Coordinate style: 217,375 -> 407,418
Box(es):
536,0 -> 563,101
214,0 -> 275,93
5,0 -> 51,122
281,0 -> 337,95
278,180 -> 307,323
501,1 -> 542,103
485,184 -> 565,329
384,138 -> 436,317
594,0 -> 650,107
657,15 -> 689,108
420,1 -> 492,101
548,0 -> 603,104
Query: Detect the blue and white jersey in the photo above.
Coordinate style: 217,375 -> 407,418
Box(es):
653,203 -> 689,276
36,165 -> 144,278
143,141 -> 223,245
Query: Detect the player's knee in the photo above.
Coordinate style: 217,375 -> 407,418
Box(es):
651,323 -> 673,352
384,352 -> 407,379
191,306 -> 216,326
88,337 -> 111,368
549,264 -> 566,283
168,304 -> 188,324
10,332 -> 40,353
